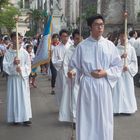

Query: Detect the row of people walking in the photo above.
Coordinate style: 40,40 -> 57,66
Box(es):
1,14 -> 139,140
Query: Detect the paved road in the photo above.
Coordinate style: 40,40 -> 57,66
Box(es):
0,73 -> 140,140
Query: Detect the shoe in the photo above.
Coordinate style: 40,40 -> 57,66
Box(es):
51,90 -> 55,95
23,121 -> 32,126
11,122 -> 21,126
72,123 -> 76,130
120,113 -> 132,116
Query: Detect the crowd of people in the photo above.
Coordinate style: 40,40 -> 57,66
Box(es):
0,14 -> 140,140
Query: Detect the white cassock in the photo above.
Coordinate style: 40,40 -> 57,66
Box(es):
52,42 -> 71,107
59,45 -> 79,122
113,43 -> 138,114
3,47 -> 32,123
69,36 -> 122,140
128,37 -> 136,47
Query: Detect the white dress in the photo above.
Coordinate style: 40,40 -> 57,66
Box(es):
113,43 -> 138,114
59,45 -> 79,122
69,36 -> 122,140
52,42 -> 71,107
3,47 -> 32,123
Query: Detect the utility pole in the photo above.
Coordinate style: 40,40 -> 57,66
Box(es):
22,0 -> 25,9
97,0 -> 101,14
79,0 -> 83,36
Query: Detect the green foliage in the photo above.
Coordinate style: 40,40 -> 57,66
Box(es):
0,0 -> 9,9
25,29 -> 36,37
0,5 -> 20,33
26,9 -> 48,34
82,4 -> 97,19
27,9 -> 48,22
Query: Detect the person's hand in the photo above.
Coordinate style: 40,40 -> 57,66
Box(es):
7,43 -> 13,49
121,53 -> 127,59
91,69 -> 107,78
16,66 -> 21,73
13,57 -> 20,65
0,50 -> 2,56
123,66 -> 128,72
67,70 -> 76,79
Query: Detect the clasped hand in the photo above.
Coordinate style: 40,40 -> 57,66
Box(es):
121,53 -> 127,59
91,69 -> 107,78
67,70 -> 76,79
13,57 -> 20,65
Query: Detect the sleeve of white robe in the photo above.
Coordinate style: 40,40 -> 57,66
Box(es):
106,46 -> 123,88
127,46 -> 138,77
20,50 -> 31,78
52,47 -> 63,71
63,49 -> 72,77
3,51 -> 19,75
69,45 -> 82,83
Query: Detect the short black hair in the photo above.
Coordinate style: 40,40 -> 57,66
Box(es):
72,29 -> 80,38
26,44 -> 33,50
10,32 -> 21,39
59,29 -> 69,36
129,30 -> 136,37
137,31 -> 140,38
52,33 -> 59,39
87,14 -> 105,27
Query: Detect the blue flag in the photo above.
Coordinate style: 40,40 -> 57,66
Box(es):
32,15 -> 52,68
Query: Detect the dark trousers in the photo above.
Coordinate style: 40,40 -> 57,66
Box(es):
50,60 -> 57,88
0,56 -> 3,72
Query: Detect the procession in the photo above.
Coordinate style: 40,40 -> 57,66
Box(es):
0,0 -> 140,140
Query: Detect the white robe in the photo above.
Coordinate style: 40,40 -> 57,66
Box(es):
3,47 -> 32,123
113,43 -> 138,114
52,42 -> 71,107
69,36 -> 122,140
59,45 -> 79,122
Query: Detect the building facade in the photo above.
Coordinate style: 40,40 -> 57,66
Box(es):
9,0 -> 80,35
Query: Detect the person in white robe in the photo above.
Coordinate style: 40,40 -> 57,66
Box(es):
133,31 -> 140,86
113,30 -> 138,114
68,14 -> 122,140
3,32 -> 32,125
128,30 -> 137,47
59,29 -> 82,123
52,29 -> 72,107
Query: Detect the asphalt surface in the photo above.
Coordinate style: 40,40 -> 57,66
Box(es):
0,73 -> 140,140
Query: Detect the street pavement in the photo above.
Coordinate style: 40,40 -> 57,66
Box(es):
0,73 -> 140,140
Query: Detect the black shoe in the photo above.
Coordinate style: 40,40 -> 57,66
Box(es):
23,121 -> 32,126
72,123 -> 76,130
120,113 -> 132,116
11,122 -> 21,126
114,113 -> 120,116
51,90 -> 55,95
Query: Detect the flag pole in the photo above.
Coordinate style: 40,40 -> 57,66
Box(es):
124,0 -> 128,66
15,16 -> 19,58
14,16 -> 23,79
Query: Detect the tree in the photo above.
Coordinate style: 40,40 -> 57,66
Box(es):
0,5 -> 20,34
77,4 -> 97,38
25,9 -> 48,36
0,0 -> 9,9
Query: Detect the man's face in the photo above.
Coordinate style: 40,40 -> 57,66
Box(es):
73,34 -> 82,46
11,36 -> 22,46
60,33 -> 69,44
27,47 -> 32,53
91,19 -> 104,38
119,34 -> 126,45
